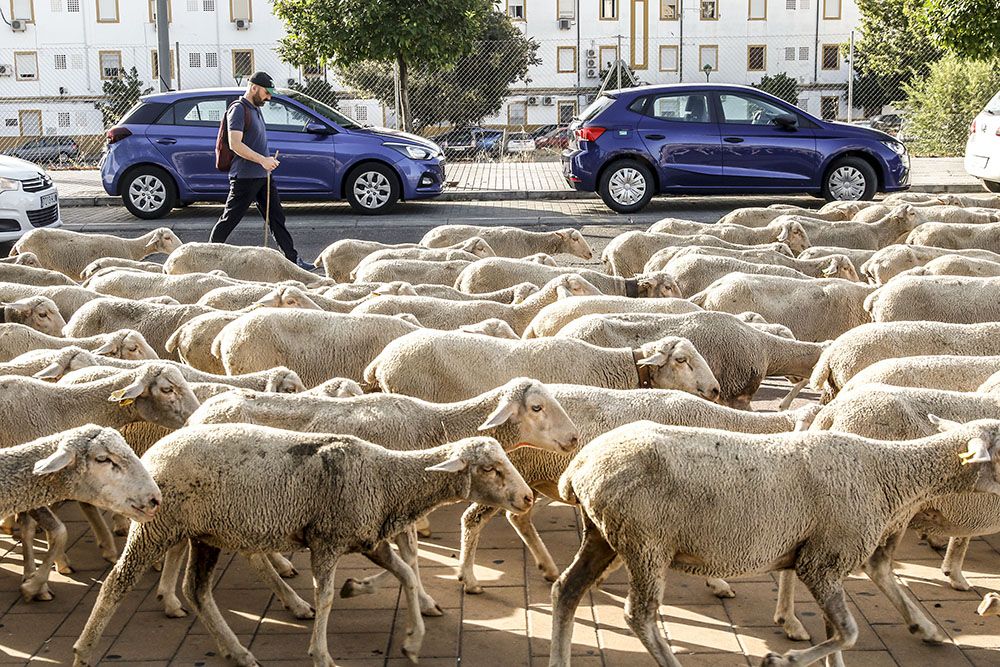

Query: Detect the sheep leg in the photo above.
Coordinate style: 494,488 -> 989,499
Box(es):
761,583 -> 857,667
245,553 -> 314,619
549,517 -> 618,667
773,570 -> 811,641
21,508 -> 67,602
706,577 -> 736,598
507,505 -> 559,582
365,540 -> 425,663
183,539 -> 258,667
267,551 -> 298,578
941,537 -> 972,591
394,525 -> 443,616
156,542 -> 188,618
415,515 -> 432,538
458,502 -> 502,594
78,502 -> 118,563
111,513 -> 131,537
778,378 -> 809,411
862,544 -> 945,643
307,546 -> 343,667
19,512 -> 45,602
622,553 -> 681,667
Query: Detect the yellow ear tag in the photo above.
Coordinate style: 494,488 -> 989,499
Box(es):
119,398 -> 135,408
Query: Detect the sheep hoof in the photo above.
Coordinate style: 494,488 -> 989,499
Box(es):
776,616 -> 811,642
101,549 -> 119,564
401,644 -> 420,664
164,604 -> 188,619
287,603 -> 315,620
420,602 -> 444,617
416,527 -> 432,538
944,571 -> 971,591
113,526 -> 129,537
463,583 -> 485,595
57,563 -> 75,575
707,578 -> 736,599
278,566 -> 298,579
339,578 -> 371,598
22,583 -> 53,602
761,653 -> 791,667
911,623 -> 947,644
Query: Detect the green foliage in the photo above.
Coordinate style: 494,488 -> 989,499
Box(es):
753,73 -> 798,105
903,54 -> 1000,156
287,77 -> 341,109
97,67 -> 154,128
915,0 -> 1000,61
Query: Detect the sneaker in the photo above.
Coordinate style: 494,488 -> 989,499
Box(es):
296,257 -> 316,272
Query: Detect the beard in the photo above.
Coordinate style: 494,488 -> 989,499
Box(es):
252,90 -> 267,107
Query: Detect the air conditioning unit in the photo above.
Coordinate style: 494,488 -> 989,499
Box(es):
527,96 -> 539,106
11,19 -> 27,31
586,49 -> 596,58
0,64 -> 12,77
586,68 -> 597,78
235,18 -> 249,30
586,58 -> 596,68
542,96 -> 554,106
558,18 -> 571,30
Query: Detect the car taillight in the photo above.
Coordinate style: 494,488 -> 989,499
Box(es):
575,127 -> 606,143
970,119 -> 977,135
106,126 -> 132,144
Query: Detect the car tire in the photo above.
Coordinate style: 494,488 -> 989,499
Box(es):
57,152 -> 69,163
821,157 -> 877,202
121,166 -> 177,220
345,162 -> 400,215
984,180 -> 1000,193
0,241 -> 14,257
598,159 -> 655,214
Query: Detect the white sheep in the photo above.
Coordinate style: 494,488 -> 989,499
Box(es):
0,251 -> 42,267
776,207 -> 919,249
895,254 -> 1000,279
348,237 -> 495,279
458,318 -> 521,339
977,369 -> 1000,394
2,296 -> 65,335
0,283 -> 102,320
0,324 -> 157,363
305,377 -> 365,397
661,253 -> 855,297
364,329 -> 720,403
0,261 -> 77,287
723,204 -> 864,226
648,217 -> 811,255
906,221 -> 1000,253
353,258 -> 472,286
523,295 -> 701,338
10,227 -> 181,279
797,246 -> 877,276
601,230 -> 792,277
82,269 -> 241,303
642,243 -> 797,273
839,355 -> 1000,395
420,225 -> 593,259
73,427 -> 532,666
314,239 -> 420,281
401,281 -> 540,304
79,257 -> 164,280
164,242 -> 332,285
865,275 -> 1000,324
860,244 -> 1000,284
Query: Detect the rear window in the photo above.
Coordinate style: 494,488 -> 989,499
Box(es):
986,91 -> 1000,114
578,95 -> 616,123
119,101 -> 169,125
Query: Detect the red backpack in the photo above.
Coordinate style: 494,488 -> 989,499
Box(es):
215,100 -> 251,172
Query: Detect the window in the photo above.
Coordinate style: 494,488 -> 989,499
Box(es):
70,53 -> 83,69
58,112 -> 70,128
659,45 -> 678,71
785,0 -> 794,7
557,0 -> 573,18
187,0 -> 197,9
189,52 -> 202,68
206,52 -> 219,68
507,0 -> 524,20
14,51 -> 38,81
148,0 -> 171,22
660,0 -> 677,19
302,63 -> 323,78
748,0 -> 766,19
557,101 -> 577,124
599,45 -> 618,69
700,0 -> 717,19
261,100 -> 316,132
11,0 -> 34,21
719,93 -> 789,125
354,105 -> 368,123
232,49 -> 254,79
799,46 -> 809,60
647,94 -> 711,123
54,54 -> 67,70
796,97 -> 809,112
75,111 -> 88,126
821,96 -> 838,120
801,0 -> 809,7
151,50 -> 175,80
67,0 -> 78,9
823,0 -> 839,18
5,119 -> 18,127
784,47 -> 796,61
230,0 -> 250,21
19,110 -> 42,136
96,0 -> 119,22
170,97 -> 229,127
600,0 -> 616,19
508,101 -> 527,126
747,45 -> 766,71
699,45 -> 718,72
50,0 -> 61,11
557,46 -> 576,73
99,50 -> 121,80
822,44 -> 840,70
203,0 -> 214,8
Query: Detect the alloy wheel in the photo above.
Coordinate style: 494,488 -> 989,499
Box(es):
353,171 -> 392,209
128,174 -> 167,213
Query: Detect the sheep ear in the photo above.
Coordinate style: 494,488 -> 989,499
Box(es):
33,446 -> 75,476
92,340 -> 117,356
2,300 -> 30,315
960,437 -> 992,465
425,457 -> 468,473
928,414 -> 963,432
555,285 -> 574,299
479,398 -> 518,430
108,377 -> 147,404
34,361 -> 66,380
776,226 -> 790,242
821,259 -> 838,276
553,230 -> 567,239
636,351 -> 668,367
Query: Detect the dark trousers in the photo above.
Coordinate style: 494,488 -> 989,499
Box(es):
210,177 -> 298,261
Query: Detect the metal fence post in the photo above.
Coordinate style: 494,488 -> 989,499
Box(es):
155,0 -> 171,92
847,30 -> 855,123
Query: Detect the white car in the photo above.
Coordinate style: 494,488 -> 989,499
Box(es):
505,132 -> 536,153
965,90 -> 1000,193
0,155 -> 61,250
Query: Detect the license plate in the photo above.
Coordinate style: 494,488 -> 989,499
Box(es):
40,192 -> 57,208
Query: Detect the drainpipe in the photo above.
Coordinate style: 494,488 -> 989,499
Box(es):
678,0 -> 684,82
155,0 -> 170,91
576,0 -> 581,111
813,0 -> 820,84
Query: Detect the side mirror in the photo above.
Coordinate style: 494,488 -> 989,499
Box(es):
773,113 -> 798,130
306,122 -> 335,135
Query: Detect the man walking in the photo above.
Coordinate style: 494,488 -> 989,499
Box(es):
210,71 -> 314,270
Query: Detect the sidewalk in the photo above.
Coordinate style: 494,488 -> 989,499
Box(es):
51,158 -> 981,208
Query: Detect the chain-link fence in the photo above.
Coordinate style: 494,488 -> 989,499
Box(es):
0,33 -> 979,170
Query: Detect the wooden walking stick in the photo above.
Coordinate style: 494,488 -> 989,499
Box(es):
264,149 -> 279,248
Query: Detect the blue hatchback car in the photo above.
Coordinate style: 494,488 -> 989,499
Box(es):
564,83 -> 910,213
101,88 -> 445,218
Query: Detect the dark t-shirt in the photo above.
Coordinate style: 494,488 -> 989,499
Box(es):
227,97 -> 268,179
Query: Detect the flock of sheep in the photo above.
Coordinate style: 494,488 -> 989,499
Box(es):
2,189 -> 1000,667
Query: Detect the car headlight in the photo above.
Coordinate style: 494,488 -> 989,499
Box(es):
384,142 -> 437,160
880,140 -> 907,156
0,177 -> 20,194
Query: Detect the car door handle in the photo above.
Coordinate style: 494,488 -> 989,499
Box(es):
723,137 -> 745,143
155,138 -> 177,145
644,133 -> 665,140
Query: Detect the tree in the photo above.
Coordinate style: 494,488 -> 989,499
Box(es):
273,0 -> 493,131
287,77 -> 341,109
914,0 -> 1000,61
97,67 -> 153,127
754,73 -> 798,104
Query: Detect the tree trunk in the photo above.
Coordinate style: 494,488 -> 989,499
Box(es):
396,54 -> 411,133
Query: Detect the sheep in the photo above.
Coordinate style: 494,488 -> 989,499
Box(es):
79,257 -> 164,280
10,227 -> 182,279
938,193 -> 1000,209
306,377 -> 365,398
883,191 -> 947,204
1,296 -> 65,335
420,225 -> 593,259
212,309 -> 422,387
0,324 -> 157,363
978,370 -> 1000,394
400,281 -> 540,304
550,418 -> 1000,666
838,355 -> 1000,395
0,251 -> 42,267
1,425 -> 161,603
64,298 -> 215,360
349,237 -> 495,277
353,258 -> 472,286
455,256 -> 680,298
691,273 -> 876,342
978,593 -> 1000,616
775,207 -> 920,250
897,204 -> 1000,225
716,204 -> 860,227
458,318 -> 521,339
896,254 -> 1000,279
809,321 -> 1000,402
601,229 -> 792,277
860,244 -> 1000,284
195,281 -> 356,311
865,275 -> 1000,324
314,237 -> 495,281
365,329 -> 720,403
554,311 -> 826,409
850,201 -> 975,223
905,221 -> 1000,253
353,274 -> 601,334
660,253 -> 855,297
523,295 -> 701,338
163,242 -> 332,285
0,261 -> 77,287
82,269 -> 241,303
797,246 -> 877,276
648,218 -> 811,255
72,427 -> 532,667
642,243 -> 798,273
0,283 -> 101,320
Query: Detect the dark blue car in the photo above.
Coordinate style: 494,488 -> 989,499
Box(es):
101,88 -> 445,218
564,84 -> 910,213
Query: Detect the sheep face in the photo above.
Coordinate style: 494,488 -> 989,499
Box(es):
930,416 -> 1000,494
524,253 -> 557,266
94,331 -> 159,360
770,243 -> 795,257
556,274 -> 602,299
14,253 -> 42,268
821,257 -> 861,282
308,377 -> 363,397
511,283 -> 541,304
636,272 -> 681,299
32,425 -> 161,522
373,282 -> 418,297
479,378 -> 580,454
637,336 -> 721,402
459,319 -> 520,339
460,237 -> 496,258
108,365 -> 200,429
978,592 -> 1000,617
775,221 -> 810,255
266,369 -> 307,394
257,286 -> 320,310
3,297 -> 65,336
427,436 -> 533,513
149,228 -> 183,255
556,229 -> 594,260
34,348 -> 101,381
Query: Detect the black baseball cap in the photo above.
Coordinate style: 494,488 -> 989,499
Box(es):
249,71 -> 275,94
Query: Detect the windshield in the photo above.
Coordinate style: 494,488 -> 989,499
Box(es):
578,95 -> 616,123
986,91 -> 1000,115
282,89 -> 363,130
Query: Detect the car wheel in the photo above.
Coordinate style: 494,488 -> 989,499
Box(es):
121,166 -> 176,220
821,157 -> 877,202
57,152 -> 69,163
345,163 -> 400,215
0,241 -> 14,257
984,180 -> 1000,193
598,159 -> 655,214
